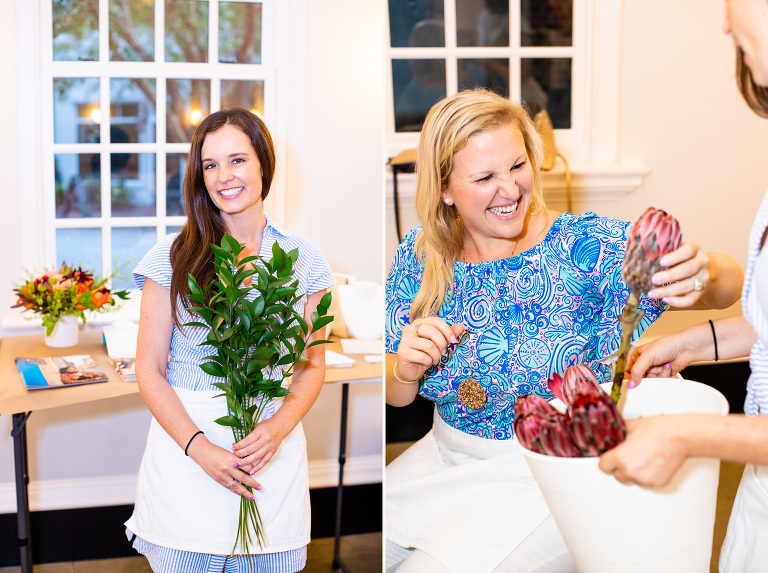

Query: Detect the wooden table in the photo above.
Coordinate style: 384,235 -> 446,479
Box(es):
0,330 -> 382,573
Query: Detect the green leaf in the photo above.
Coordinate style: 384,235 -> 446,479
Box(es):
308,339 -> 333,348
221,233 -> 243,255
214,415 -> 243,429
200,361 -> 225,377
183,321 -> 210,329
211,243 -> 235,265
318,291 -> 333,314
311,315 -> 334,333
188,274 -> 203,297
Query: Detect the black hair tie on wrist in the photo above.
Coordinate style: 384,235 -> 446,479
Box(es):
708,319 -> 719,362
185,430 -> 204,456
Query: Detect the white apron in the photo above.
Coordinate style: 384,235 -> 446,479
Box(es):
719,462 -> 768,572
386,411 -> 555,573
125,387 -> 310,555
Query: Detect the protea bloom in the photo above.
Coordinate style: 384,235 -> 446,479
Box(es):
516,364 -> 626,458
547,364 -> 600,405
611,207 -> 683,402
622,207 -> 682,299
514,395 -> 580,457
568,385 -> 627,457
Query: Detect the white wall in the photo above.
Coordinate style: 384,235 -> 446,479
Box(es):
385,0 -> 764,337
0,0 -> 384,514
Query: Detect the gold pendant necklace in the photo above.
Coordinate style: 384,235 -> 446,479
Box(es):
455,238 -> 519,411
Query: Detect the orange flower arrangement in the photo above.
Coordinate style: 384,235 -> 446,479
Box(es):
12,263 -> 129,335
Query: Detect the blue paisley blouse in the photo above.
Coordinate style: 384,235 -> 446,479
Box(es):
385,212 -> 667,439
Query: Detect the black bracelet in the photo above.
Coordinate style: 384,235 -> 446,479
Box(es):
184,430 -> 204,456
708,319 -> 719,362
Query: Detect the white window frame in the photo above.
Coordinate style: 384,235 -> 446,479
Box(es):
15,0 -> 286,314
385,0 -> 650,208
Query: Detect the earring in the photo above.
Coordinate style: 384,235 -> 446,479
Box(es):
443,198 -> 453,205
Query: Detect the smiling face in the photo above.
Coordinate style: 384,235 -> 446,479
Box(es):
440,121 -> 535,257
201,123 -> 264,222
725,0 -> 768,85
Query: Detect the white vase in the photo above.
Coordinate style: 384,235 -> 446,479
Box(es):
45,315 -> 80,348
520,379 -> 729,573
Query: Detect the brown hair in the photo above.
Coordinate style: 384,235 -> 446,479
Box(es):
169,108 -> 276,328
736,48 -> 768,118
410,88 -> 545,319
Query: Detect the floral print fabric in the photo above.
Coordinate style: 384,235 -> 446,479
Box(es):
385,212 -> 666,439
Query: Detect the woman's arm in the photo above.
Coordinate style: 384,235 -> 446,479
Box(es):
386,317 -> 465,407
646,243 -> 743,310
627,314 -> 757,382
599,413 -> 768,487
232,289 -> 328,473
136,278 -> 262,499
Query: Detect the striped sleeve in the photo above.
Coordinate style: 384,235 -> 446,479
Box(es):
132,233 -> 178,290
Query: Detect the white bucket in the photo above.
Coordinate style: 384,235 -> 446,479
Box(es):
336,281 -> 384,340
520,378 -> 729,573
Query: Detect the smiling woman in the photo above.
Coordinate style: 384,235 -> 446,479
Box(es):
123,108 -> 335,573
383,88 -> 743,573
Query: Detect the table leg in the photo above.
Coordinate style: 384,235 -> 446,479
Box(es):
11,412 -> 33,573
332,383 -> 351,572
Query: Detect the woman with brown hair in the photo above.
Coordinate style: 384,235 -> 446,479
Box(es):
385,89 -> 743,572
124,108 -> 334,572
600,2 -> 768,570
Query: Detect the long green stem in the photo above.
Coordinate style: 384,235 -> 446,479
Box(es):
610,293 -> 645,403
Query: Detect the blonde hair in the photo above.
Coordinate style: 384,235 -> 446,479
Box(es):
411,89 -> 546,320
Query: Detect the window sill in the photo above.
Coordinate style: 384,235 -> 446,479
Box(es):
385,160 -> 651,208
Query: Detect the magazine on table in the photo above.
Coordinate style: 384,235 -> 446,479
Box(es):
102,322 -> 139,382
15,355 -> 108,390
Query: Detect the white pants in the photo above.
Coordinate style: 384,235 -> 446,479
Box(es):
719,463 -> 768,572
386,516 -> 576,573
386,412 -> 576,573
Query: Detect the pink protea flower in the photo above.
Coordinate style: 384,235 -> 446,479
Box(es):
622,207 -> 682,298
514,396 -> 581,457
568,385 -> 627,457
537,411 -> 582,458
547,364 -> 601,405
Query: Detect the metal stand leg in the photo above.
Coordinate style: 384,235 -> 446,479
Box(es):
332,383 -> 350,572
11,412 -> 33,573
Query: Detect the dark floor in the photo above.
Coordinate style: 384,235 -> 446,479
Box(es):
0,533 -> 382,573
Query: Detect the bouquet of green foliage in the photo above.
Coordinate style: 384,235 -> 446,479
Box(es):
184,234 -> 332,553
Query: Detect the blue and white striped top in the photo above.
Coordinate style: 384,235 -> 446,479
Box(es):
744,190 -> 768,416
133,215 -> 336,393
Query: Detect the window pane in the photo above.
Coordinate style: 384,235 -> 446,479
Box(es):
166,79 -> 211,143
458,58 -> 509,96
55,153 -> 101,218
221,80 -> 264,116
521,0 -> 572,47
112,227 -> 157,289
388,0 -> 444,48
456,0 -> 509,47
52,0 -> 99,61
109,0 -> 155,62
57,228 -> 102,272
392,59 -> 445,132
219,2 -> 262,64
521,58 -> 571,128
165,0 -> 208,63
112,153 -> 157,217
167,225 -> 184,234
54,78 -> 101,144
166,153 -> 187,216
111,78 -> 157,144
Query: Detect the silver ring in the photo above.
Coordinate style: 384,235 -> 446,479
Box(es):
692,276 -> 704,292
414,323 -> 420,336
226,479 -> 236,488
